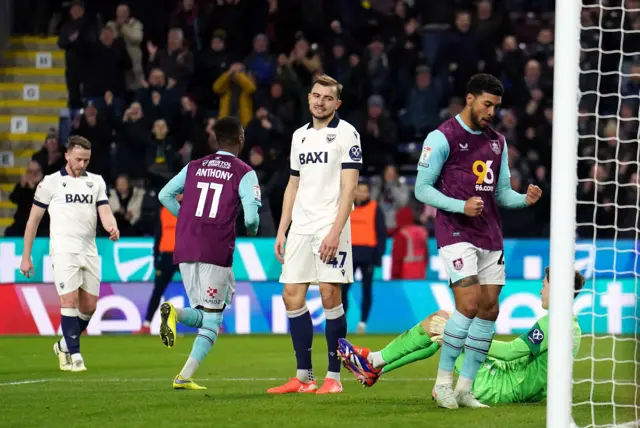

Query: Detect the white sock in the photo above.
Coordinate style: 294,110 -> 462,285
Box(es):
142,320 -> 150,327
180,357 -> 200,379
58,337 -> 69,353
435,369 -> 454,386
368,351 -> 386,369
455,376 -> 474,393
71,353 -> 83,363
326,371 -> 340,382
296,369 -> 314,383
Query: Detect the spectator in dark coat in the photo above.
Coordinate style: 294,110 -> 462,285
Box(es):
57,0 -> 98,109
5,161 -> 49,237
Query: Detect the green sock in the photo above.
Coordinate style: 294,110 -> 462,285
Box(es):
382,342 -> 441,374
380,323 -> 436,364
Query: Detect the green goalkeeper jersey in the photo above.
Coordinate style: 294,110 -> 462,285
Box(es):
455,315 -> 582,404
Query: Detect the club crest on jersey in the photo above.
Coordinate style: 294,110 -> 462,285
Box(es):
326,133 -> 337,143
62,182 -> 67,187
453,258 -> 464,271
349,145 -> 362,161
86,181 -> 94,188
490,140 -> 501,155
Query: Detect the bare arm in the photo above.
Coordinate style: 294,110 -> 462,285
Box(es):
22,205 -> 46,261
98,204 -> 120,241
276,175 -> 300,235
329,169 -> 359,236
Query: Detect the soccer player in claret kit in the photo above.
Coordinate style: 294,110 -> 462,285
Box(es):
157,117 -> 261,390
20,136 -> 120,372
415,74 -> 541,408
267,75 -> 362,395
338,268 -> 584,405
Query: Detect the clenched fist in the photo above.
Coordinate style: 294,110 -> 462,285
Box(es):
525,184 -> 543,206
464,197 -> 484,217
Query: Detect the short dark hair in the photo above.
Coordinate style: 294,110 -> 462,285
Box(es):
213,116 -> 243,147
466,73 -> 504,97
545,267 -> 586,299
67,135 -> 91,151
357,178 -> 370,188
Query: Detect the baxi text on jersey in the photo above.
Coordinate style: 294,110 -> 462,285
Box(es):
65,193 -> 94,204
299,151 -> 328,165
195,168 -> 234,180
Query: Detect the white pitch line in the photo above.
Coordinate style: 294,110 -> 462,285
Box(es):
0,377 -> 436,385
614,420 -> 640,428
0,380 -> 47,386
0,376 -> 635,386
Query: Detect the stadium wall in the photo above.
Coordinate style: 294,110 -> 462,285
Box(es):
0,279 -> 636,335
0,237 -> 637,336
0,237 -> 637,283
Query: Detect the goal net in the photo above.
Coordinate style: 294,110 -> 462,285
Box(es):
572,0 -> 639,427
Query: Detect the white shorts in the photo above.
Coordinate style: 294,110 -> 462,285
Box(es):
439,242 -> 505,286
280,223 -> 354,285
51,253 -> 100,296
179,262 -> 235,310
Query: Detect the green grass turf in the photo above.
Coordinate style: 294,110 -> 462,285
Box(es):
0,335 -> 637,428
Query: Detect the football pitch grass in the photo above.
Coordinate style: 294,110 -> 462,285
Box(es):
0,335 -> 637,428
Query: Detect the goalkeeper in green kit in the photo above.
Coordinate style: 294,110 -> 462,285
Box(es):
337,268 -> 585,404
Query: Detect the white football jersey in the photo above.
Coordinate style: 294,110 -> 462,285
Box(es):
33,168 -> 109,256
290,116 -> 362,235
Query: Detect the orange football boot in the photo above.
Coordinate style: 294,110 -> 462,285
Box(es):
267,378 -> 317,394
316,378 -> 343,394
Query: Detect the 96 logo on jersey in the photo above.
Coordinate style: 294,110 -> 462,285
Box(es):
472,160 -> 495,192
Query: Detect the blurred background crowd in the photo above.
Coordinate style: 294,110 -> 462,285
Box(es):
5,0 -> 639,242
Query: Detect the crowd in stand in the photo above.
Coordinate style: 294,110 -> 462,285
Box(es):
6,0 -> 639,241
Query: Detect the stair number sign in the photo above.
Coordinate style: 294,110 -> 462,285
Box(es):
10,117 -> 28,134
0,152 -> 15,167
23,84 -> 40,101
35,52 -> 52,69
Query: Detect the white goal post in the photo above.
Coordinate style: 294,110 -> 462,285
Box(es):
547,0 -> 581,426
549,1 -> 639,427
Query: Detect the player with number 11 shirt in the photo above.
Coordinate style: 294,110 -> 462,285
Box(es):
157,117 -> 261,390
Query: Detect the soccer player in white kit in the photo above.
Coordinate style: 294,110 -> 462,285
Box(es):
267,75 -> 362,395
20,136 -> 120,372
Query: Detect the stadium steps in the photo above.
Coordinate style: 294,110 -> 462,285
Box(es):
3,50 -> 65,68
0,83 -> 68,101
0,67 -> 65,84
0,200 -> 17,217
0,182 -> 13,200
0,100 -> 66,115
0,36 -> 65,235
0,115 -> 60,133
